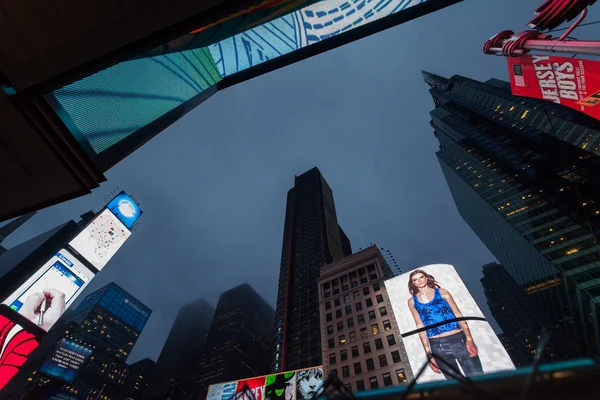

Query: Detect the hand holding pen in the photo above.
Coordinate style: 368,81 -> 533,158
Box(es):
19,290 -> 66,331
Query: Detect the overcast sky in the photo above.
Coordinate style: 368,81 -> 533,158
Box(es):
3,0 -> 599,364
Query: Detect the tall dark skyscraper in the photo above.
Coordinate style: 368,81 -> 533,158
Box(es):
272,167 -> 353,373
146,298 -> 215,399
424,71 -> 600,353
190,283 -> 274,400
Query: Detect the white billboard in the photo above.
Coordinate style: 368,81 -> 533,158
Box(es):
68,209 -> 131,270
385,264 -> 514,383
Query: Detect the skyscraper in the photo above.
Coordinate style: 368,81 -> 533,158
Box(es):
146,298 -> 215,399
272,167 -> 353,373
424,71 -> 600,353
124,358 -> 156,400
190,283 -> 274,400
0,0 -> 459,221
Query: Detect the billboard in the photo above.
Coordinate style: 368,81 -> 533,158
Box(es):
0,310 -> 41,390
2,249 -> 94,331
206,367 -> 323,400
39,339 -> 93,383
508,54 -> 600,121
68,209 -> 132,271
107,191 -> 142,228
385,264 -> 514,384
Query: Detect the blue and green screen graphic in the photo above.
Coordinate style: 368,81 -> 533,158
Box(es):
40,339 -> 93,383
50,0 -> 427,156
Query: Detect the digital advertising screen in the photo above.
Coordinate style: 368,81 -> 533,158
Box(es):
385,264 -> 514,384
68,209 -> 132,271
39,339 -> 93,383
0,310 -> 41,390
206,367 -> 324,400
106,192 -> 142,228
2,249 -> 94,332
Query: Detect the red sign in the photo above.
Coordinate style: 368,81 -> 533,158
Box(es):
237,376 -> 266,400
507,54 -> 600,120
0,314 -> 40,390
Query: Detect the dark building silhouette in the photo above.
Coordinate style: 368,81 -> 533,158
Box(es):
424,71 -> 600,354
189,283 -> 274,400
145,299 -> 214,399
272,167 -> 353,373
6,283 -> 151,399
124,358 -> 156,400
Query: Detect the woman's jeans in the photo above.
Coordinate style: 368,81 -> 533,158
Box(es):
429,331 -> 483,379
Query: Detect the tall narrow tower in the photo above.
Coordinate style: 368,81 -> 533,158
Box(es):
272,167 -> 352,372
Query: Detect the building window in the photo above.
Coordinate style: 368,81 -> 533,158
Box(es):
355,302 -> 363,312
379,306 -> 387,316
339,335 -> 346,345
327,325 -> 334,335
360,327 -> 369,338
351,281 -> 358,288
328,339 -> 335,349
369,376 -> 379,389
366,359 -> 375,371
375,338 -> 384,350
326,313 -> 332,322
383,320 -> 392,331
373,282 -> 381,291
368,310 -> 376,321
345,306 -> 352,315
363,342 -> 372,354
329,354 -> 337,364
349,331 -> 357,342
331,369 -> 338,377
352,346 -> 359,358
391,351 -> 401,363
363,287 -> 370,296
336,310 -> 342,318
335,298 -> 341,307
344,383 -> 352,391
356,380 -> 365,391
325,302 -> 331,310
387,334 -> 396,346
353,291 -> 360,300
396,369 -> 407,383
361,277 -> 368,284
378,354 -> 388,368
342,366 -> 350,378
337,322 -> 344,332
358,314 -> 365,325
354,362 -> 362,374
366,298 -> 373,307
371,324 -> 380,335
333,288 -> 340,295
376,294 -> 384,304
347,318 -> 354,328
382,373 -> 393,387
340,349 -> 348,361
344,295 -> 350,304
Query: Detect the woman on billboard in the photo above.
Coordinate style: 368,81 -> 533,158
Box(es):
407,269 -> 483,379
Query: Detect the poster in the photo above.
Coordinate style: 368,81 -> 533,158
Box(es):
207,382 -> 238,400
236,376 -> 266,400
507,54 -> 600,120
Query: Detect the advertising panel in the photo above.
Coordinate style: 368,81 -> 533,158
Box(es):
39,339 -> 93,383
106,192 -> 142,228
507,54 -> 600,120
2,249 -> 94,331
0,311 -> 41,390
68,209 -> 132,271
206,367 -> 323,400
385,264 -> 514,384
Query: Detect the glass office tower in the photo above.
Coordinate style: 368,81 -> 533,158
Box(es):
423,71 -> 600,353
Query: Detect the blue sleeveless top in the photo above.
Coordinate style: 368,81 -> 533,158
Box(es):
413,288 -> 461,338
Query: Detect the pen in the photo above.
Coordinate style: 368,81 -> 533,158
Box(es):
38,296 -> 48,327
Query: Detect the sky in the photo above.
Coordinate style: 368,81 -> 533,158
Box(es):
3,0 -> 600,365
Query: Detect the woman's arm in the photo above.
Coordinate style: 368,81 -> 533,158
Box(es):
440,288 -> 478,357
408,298 -> 440,373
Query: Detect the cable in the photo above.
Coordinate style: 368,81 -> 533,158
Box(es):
548,19 -> 600,32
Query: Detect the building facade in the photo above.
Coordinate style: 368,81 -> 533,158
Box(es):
145,298 -> 215,399
318,246 -> 413,391
6,282 -> 151,399
124,358 -> 156,400
424,71 -> 600,353
272,167 -> 353,373
189,283 -> 274,400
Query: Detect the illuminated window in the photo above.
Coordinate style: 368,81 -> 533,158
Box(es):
371,324 -> 380,335
566,249 -> 579,255
521,110 -> 530,119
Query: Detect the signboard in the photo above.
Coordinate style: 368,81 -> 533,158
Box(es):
508,54 -> 600,120
2,249 -> 94,331
206,367 -> 323,400
0,310 -> 41,390
385,264 -> 514,384
39,339 -> 93,383
69,209 -> 131,271
106,192 -> 142,228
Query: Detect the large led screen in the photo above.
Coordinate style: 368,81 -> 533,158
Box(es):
385,264 -> 514,384
69,209 -> 132,271
107,191 -> 142,228
2,249 -> 94,332
39,339 -> 93,383
0,312 -> 41,390
206,367 -> 324,400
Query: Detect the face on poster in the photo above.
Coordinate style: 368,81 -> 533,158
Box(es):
265,372 -> 295,400
69,209 -> 131,271
2,249 -> 94,331
385,264 -> 514,384
295,368 -> 323,400
236,376 -> 266,400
